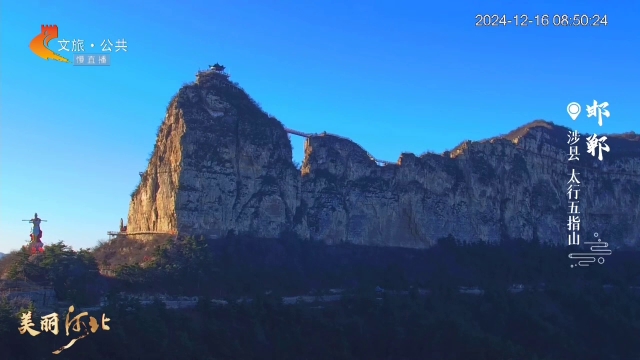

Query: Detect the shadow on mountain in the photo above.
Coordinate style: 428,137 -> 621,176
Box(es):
1,234 -> 639,359
86,233 -> 640,298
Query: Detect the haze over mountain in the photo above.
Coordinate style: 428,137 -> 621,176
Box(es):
127,69 -> 640,248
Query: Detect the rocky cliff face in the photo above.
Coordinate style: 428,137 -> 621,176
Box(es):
128,70 -> 299,239
128,70 -> 640,248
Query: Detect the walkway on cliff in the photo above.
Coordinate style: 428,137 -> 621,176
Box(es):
284,127 -> 396,166
107,231 -> 177,239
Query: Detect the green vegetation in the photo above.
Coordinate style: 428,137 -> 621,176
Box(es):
5,242 -> 101,306
0,235 -> 638,359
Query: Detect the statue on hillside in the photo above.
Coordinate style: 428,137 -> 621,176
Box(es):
26,213 -> 44,241
22,213 -> 46,254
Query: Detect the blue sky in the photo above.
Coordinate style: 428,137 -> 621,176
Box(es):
1,0 -> 638,253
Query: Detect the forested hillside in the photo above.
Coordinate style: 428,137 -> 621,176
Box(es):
1,235 -> 639,359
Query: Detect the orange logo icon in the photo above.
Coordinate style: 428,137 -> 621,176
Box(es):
30,25 -> 70,63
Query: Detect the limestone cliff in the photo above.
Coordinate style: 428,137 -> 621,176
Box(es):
128,70 -> 640,248
299,124 -> 639,248
128,70 -> 299,238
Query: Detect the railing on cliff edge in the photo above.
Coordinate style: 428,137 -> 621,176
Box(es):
107,231 -> 178,239
284,127 -> 396,166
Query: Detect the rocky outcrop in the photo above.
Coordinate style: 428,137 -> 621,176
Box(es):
128,69 -> 640,248
128,70 -> 299,239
